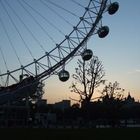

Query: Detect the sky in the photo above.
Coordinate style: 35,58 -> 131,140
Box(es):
44,0 -> 140,104
0,0 -> 140,104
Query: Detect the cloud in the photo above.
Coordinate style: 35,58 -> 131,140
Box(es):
136,69 -> 140,73
128,69 -> 140,74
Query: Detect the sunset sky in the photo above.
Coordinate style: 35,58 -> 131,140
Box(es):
0,0 -> 140,104
44,0 -> 140,103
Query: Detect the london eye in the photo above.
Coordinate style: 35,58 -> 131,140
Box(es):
0,0 -> 119,104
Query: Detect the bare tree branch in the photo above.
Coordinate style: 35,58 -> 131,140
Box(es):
101,81 -> 125,101
70,55 -> 105,107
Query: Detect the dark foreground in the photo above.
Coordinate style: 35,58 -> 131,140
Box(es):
1,128 -> 140,140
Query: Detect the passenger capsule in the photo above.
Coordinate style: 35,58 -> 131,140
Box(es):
108,2 -> 119,15
82,49 -> 93,61
98,26 -> 109,38
59,70 -> 70,82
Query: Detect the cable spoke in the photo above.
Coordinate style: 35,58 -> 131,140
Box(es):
0,0 -> 112,105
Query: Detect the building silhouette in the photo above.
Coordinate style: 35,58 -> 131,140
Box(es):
0,93 -> 140,128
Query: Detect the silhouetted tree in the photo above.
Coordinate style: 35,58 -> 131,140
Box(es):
70,56 -> 105,108
101,81 -> 125,102
101,81 -> 125,127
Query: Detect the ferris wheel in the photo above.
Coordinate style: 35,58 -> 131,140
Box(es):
0,0 -> 119,104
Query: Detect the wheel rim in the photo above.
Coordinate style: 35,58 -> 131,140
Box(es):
0,0 -> 108,84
